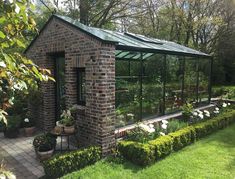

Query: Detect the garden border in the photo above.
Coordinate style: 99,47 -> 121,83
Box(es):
118,110 -> 235,166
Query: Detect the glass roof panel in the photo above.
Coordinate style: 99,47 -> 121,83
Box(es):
52,15 -> 211,58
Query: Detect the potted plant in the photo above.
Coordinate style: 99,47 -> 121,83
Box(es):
33,133 -> 57,161
23,116 -> 36,137
3,115 -> 21,138
59,109 -> 75,134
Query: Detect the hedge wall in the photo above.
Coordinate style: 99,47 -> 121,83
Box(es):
43,146 -> 101,178
118,110 -> 235,166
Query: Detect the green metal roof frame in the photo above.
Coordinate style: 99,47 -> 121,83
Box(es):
25,14 -> 211,59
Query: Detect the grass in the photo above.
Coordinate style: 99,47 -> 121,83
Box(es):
63,123 -> 235,179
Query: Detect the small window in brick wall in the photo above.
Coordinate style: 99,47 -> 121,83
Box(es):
77,68 -> 85,105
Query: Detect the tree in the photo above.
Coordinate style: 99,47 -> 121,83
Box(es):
0,0 -> 53,124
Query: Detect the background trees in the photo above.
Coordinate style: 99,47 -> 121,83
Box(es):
33,0 -> 234,85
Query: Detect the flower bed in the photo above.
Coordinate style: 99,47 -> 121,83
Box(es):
118,108 -> 235,166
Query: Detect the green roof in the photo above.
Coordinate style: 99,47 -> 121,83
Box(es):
25,14 -> 211,59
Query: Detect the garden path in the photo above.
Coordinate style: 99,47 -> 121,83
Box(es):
0,132 -> 44,179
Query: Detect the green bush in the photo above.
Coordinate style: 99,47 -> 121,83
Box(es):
169,126 -> 196,151
117,141 -> 154,166
148,135 -> 173,160
43,146 -> 101,178
118,110 -> 235,166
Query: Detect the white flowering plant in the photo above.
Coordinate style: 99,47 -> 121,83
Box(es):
190,109 -> 212,124
59,109 -> 75,127
23,112 -> 35,128
126,123 -> 157,143
23,117 -> 34,128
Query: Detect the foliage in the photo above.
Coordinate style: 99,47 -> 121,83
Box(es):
148,135 -> 173,160
118,109 -> 235,166
23,117 -> 34,128
126,123 -> 156,143
0,161 -> 16,179
4,115 -> 21,130
0,0 -> 53,124
169,126 -> 196,151
166,120 -> 188,134
43,146 -> 101,178
59,109 -> 75,126
181,103 -> 194,122
33,133 -> 57,149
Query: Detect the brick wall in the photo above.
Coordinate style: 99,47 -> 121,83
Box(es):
26,17 -> 116,155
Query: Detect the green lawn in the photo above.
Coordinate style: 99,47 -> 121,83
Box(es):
63,123 -> 235,179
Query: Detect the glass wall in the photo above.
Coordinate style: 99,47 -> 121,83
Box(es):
165,56 -> 183,113
198,59 -> 210,103
115,60 -> 141,127
142,55 -> 164,119
115,51 -> 211,128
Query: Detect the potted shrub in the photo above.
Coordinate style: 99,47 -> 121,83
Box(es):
23,117 -> 36,137
37,143 -> 54,161
3,115 -> 21,138
33,133 -> 57,161
59,109 -> 75,134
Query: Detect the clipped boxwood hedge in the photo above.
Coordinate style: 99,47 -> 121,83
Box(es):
43,146 -> 101,178
118,141 -> 155,166
118,110 -> 235,166
169,126 -> 196,151
148,135 -> 173,160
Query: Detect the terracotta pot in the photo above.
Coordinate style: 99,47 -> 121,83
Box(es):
37,148 -> 54,161
24,126 -> 36,137
64,125 -> 75,134
54,126 -> 63,134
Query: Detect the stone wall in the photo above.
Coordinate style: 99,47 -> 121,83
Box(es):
26,16 -> 116,155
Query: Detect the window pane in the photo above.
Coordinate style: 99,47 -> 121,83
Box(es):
184,58 -> 197,104
115,60 -> 141,127
142,55 -> 164,119
198,59 -> 210,103
78,68 -> 85,105
165,56 -> 183,113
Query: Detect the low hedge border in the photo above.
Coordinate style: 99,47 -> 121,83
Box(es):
43,146 -> 101,178
118,110 -> 235,166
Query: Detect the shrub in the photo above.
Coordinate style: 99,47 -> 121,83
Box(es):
117,141 -> 155,166
118,110 -> 235,166
169,126 -> 196,151
43,146 -> 101,178
181,103 -> 194,122
148,135 -> 173,160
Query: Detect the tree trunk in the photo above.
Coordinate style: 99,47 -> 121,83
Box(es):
80,0 -> 89,25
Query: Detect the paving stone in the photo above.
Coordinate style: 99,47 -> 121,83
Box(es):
0,132 -> 44,178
